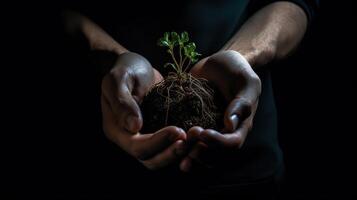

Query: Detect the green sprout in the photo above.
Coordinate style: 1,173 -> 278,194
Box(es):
157,31 -> 201,76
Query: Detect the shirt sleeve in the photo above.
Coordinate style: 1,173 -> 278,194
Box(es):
247,0 -> 319,25
287,0 -> 319,23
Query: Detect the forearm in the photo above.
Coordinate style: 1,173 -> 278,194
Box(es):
62,10 -> 127,55
223,1 -> 307,69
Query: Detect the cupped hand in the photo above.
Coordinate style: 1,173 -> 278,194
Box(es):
101,52 -> 187,170
180,50 -> 262,172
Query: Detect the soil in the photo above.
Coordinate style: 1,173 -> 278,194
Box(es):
140,72 -> 224,133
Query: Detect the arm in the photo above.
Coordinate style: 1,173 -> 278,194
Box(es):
63,10 -> 127,55
223,1 -> 307,68
63,11 -> 186,170
183,2 -> 308,172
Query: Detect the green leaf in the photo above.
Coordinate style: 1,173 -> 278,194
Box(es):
184,42 -> 196,57
181,32 -> 189,43
157,31 -> 200,71
157,32 -> 171,47
183,46 -> 188,56
183,43 -> 200,63
157,38 -> 169,47
170,32 -> 179,46
164,32 -> 169,41
188,42 -> 196,52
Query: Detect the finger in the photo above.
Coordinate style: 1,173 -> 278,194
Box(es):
180,157 -> 192,173
153,68 -> 164,84
223,98 -> 252,132
180,141 -> 208,172
103,95 -> 186,160
129,67 -> 155,103
130,126 -> 186,160
102,74 -> 143,133
101,93 -> 116,141
102,74 -> 119,113
199,127 -> 248,149
188,142 -> 208,161
189,57 -> 209,77
140,140 -> 187,170
132,68 -> 163,103
111,52 -> 155,102
101,94 -> 131,146
187,126 -> 204,145
116,82 -> 143,133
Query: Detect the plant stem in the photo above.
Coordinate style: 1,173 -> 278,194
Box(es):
169,46 -> 181,73
183,60 -> 191,73
179,45 -> 183,72
181,56 -> 187,70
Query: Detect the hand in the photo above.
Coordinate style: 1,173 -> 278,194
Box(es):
101,52 -> 187,170
180,50 -> 262,172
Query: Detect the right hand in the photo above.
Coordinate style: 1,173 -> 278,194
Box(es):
101,52 -> 187,170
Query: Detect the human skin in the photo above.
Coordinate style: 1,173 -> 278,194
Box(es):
63,1 -> 307,171
63,11 -> 187,170
180,1 -> 307,172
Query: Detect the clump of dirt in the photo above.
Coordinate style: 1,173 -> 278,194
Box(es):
141,72 -> 222,133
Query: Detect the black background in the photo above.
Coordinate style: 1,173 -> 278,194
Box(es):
3,1 -> 355,199
272,1 -> 355,198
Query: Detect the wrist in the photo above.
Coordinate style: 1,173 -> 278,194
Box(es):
216,50 -> 253,70
223,45 -> 276,70
88,38 -> 128,55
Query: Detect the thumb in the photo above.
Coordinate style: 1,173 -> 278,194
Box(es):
117,83 -> 143,133
223,98 -> 252,132
102,74 -> 143,133
189,57 -> 209,77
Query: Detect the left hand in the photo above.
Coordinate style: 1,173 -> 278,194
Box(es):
180,50 -> 262,172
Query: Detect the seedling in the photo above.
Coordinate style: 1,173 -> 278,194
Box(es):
141,32 -> 221,132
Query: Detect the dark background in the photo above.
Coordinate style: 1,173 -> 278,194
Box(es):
3,1 -> 355,199
272,1 -> 355,198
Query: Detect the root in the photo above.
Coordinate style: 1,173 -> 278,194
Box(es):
147,72 -> 217,130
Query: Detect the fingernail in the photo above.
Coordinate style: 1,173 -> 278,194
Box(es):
175,140 -> 187,156
230,114 -> 239,130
